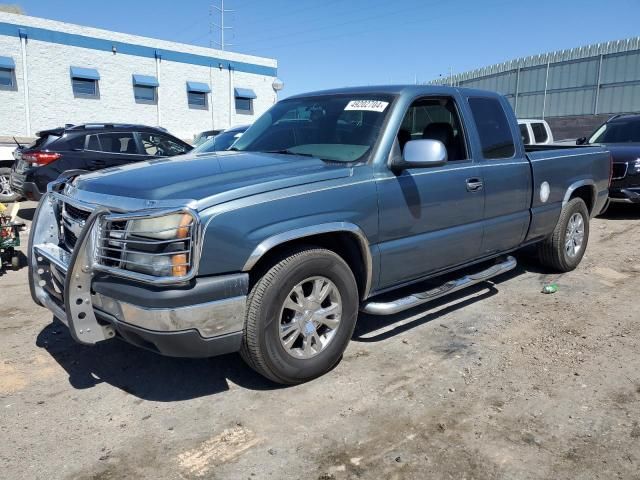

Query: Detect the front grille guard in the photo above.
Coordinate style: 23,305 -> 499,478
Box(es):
29,193 -> 116,344
29,192 -> 202,344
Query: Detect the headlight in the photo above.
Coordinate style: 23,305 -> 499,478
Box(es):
634,158 -> 640,173
96,211 -> 197,280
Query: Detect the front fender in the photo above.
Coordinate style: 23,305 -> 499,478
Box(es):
197,171 -> 379,291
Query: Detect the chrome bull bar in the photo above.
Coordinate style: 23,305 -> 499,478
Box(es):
29,193 -> 115,344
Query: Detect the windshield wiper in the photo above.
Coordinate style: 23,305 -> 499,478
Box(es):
265,149 -> 317,158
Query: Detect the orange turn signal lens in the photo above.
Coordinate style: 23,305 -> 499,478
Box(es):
172,253 -> 188,277
177,214 -> 193,239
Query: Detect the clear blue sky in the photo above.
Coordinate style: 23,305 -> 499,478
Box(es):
9,0 -> 640,97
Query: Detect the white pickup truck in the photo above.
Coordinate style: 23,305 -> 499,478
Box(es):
0,143 -> 20,202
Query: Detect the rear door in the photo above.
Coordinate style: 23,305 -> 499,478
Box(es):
85,132 -> 148,169
376,94 -> 485,289
464,95 -> 531,255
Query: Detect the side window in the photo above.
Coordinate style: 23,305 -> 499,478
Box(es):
468,97 -> 515,159
519,124 -> 531,145
66,135 -> 86,151
139,132 -> 189,157
97,133 -> 137,154
531,122 -> 548,143
397,97 -> 468,161
86,134 -> 100,151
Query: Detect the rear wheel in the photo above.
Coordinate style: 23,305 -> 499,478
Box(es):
0,167 -> 19,203
538,197 -> 590,272
241,247 -> 358,384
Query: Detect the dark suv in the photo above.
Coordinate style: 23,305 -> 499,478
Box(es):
578,114 -> 640,204
10,124 -> 192,200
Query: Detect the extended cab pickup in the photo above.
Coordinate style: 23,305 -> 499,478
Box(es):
28,86 -> 611,384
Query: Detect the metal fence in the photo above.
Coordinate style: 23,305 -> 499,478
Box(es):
432,38 -> 640,119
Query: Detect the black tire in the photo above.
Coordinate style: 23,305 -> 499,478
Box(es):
0,166 -> 20,203
240,247 -> 359,384
538,197 -> 590,272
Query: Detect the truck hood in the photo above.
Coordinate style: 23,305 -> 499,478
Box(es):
604,144 -> 640,163
73,151 -> 351,208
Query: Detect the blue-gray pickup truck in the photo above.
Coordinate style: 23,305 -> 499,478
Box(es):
28,86 -> 611,384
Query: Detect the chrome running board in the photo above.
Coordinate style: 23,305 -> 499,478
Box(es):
361,256 -> 517,315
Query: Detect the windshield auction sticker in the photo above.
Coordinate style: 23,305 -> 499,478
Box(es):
344,100 -> 389,112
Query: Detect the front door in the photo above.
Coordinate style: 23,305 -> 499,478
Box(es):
376,95 -> 485,290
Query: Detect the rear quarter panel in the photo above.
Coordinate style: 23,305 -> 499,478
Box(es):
525,146 -> 609,242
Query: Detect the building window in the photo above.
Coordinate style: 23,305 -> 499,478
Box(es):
72,78 -> 98,97
70,66 -> 100,99
234,87 -> 256,114
0,56 -> 16,90
235,97 -> 253,113
186,81 -> 210,109
132,74 -> 159,104
188,91 -> 207,108
134,85 -> 156,103
0,68 -> 14,88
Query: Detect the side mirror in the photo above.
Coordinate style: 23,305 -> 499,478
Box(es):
576,137 -> 587,145
392,139 -> 448,170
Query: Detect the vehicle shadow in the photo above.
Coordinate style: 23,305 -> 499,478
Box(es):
36,320 -> 282,401
599,203 -> 640,220
353,258 -> 538,343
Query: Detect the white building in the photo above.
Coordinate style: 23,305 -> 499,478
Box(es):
0,12 -> 279,140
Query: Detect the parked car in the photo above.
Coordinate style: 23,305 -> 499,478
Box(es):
0,142 -> 21,202
193,129 -> 223,146
577,114 -> 640,204
10,124 -> 192,201
28,86 -> 610,384
518,118 -> 554,145
192,125 -> 250,153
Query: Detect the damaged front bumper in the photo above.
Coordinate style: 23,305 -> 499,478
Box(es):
28,193 -> 247,357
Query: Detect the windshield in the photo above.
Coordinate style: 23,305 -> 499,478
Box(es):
232,94 -> 394,162
589,118 -> 640,143
194,128 -> 247,153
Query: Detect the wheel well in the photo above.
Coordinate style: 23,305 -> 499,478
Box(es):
569,185 -> 594,214
0,160 -> 14,169
248,232 -> 368,300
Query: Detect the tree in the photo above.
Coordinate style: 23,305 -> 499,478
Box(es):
0,4 -> 25,14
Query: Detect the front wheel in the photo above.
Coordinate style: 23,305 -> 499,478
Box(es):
241,247 -> 359,384
537,197 -> 590,272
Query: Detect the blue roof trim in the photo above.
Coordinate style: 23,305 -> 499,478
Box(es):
234,87 -> 257,99
0,22 -> 277,77
132,74 -> 159,87
0,55 -> 15,69
70,66 -> 100,80
186,81 -> 211,93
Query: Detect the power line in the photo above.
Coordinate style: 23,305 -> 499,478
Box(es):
235,0 -> 441,49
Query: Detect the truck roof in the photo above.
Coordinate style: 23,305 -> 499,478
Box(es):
287,84 -> 504,100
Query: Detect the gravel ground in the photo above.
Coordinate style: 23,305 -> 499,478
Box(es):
1,201 -> 639,480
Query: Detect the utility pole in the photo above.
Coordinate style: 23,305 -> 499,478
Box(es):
211,0 -> 233,50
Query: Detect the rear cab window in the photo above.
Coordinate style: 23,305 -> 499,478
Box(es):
468,97 -> 516,159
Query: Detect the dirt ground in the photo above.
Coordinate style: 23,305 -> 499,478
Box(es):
1,201 -> 639,480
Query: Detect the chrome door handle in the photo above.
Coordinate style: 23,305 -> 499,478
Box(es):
466,178 -> 484,192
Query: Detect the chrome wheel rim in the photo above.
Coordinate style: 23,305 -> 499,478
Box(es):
565,212 -> 585,258
279,276 -> 342,359
0,174 -> 13,197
